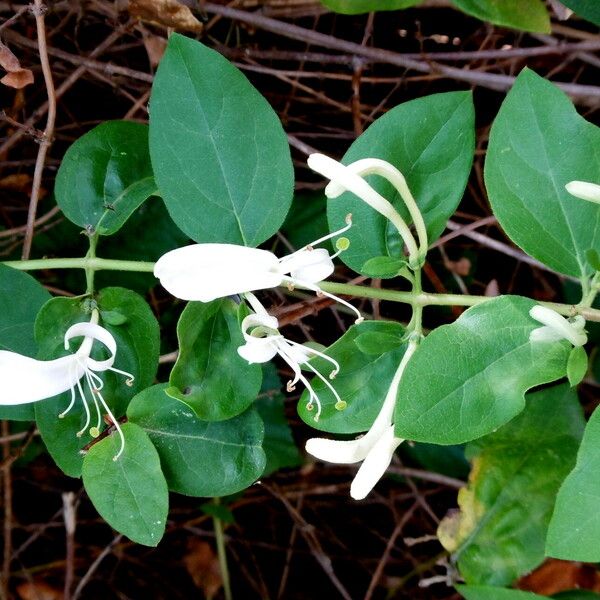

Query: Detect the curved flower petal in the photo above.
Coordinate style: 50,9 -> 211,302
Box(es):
154,244 -> 283,301
566,180 -> 600,204
0,351 -> 84,405
65,322 -> 117,371
350,425 -> 403,500
529,305 -> 587,346
279,248 -> 335,284
237,338 -> 279,363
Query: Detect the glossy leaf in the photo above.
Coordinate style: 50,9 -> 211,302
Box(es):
55,121 -> 157,235
257,365 -> 302,476
321,0 -> 419,14
457,587 -> 547,600
485,69 -> 600,278
149,33 -> 293,246
546,401 -> 600,561
560,0 -> 600,25
394,296 -> 572,445
82,422 -> 168,546
327,92 -> 474,277
0,266 -> 51,420
128,384 -> 266,497
168,300 -> 262,421
35,289 -> 159,477
451,0 -> 550,33
298,320 -> 407,433
439,385 -> 583,586
567,346 -> 587,387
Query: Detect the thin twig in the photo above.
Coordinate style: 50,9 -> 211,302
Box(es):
22,0 -> 57,260
63,492 -> 76,600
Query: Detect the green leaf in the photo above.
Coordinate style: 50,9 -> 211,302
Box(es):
256,364 -> 302,476
35,289 -> 159,477
560,0 -> 600,25
394,296 -> 572,445
451,0 -> 550,33
168,300 -> 262,421
567,345 -> 587,387
354,330 -> 404,355
0,266 -> 51,421
149,33 -> 293,246
281,192 -> 332,252
586,248 -> 600,271
54,121 -> 156,235
485,69 -> 600,278
457,587 -> 547,600
298,320 -> 407,433
327,92 -> 474,277
82,422 -> 168,546
546,401 -> 600,561
128,384 -> 266,497
320,0 -> 419,14
439,384 -> 583,586
360,256 -> 407,278
554,592 -> 600,600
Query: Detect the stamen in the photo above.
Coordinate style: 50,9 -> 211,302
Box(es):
304,361 -> 344,422
283,275 -> 364,323
75,376 -> 91,438
84,368 -> 103,435
285,339 -> 340,378
94,387 -> 125,461
283,213 -> 353,260
108,366 -> 135,387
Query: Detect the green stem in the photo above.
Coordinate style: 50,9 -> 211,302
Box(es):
212,498 -> 232,600
85,234 -> 98,295
579,272 -> 600,309
6,257 -> 600,322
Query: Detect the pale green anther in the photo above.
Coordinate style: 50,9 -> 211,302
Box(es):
336,237 -> 350,252
335,400 -> 348,411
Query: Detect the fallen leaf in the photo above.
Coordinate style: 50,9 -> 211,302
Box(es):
143,34 -> 168,67
183,538 -> 222,599
518,559 -> 600,595
17,581 -> 62,600
129,0 -> 203,33
0,42 -> 33,89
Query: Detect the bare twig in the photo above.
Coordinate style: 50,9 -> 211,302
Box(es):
22,0 -> 57,260
63,492 -> 77,600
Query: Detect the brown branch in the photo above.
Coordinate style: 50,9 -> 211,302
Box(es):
22,0 -> 57,260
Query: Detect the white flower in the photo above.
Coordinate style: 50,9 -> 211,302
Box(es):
529,305 -> 587,347
307,153 -> 427,266
306,338 -> 418,500
237,309 -> 345,423
0,310 -> 134,460
565,180 -> 600,204
154,215 -> 363,322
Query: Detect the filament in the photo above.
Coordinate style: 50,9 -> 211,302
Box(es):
284,214 -> 352,260
285,339 -> 340,378
84,368 -> 103,433
303,360 -> 344,420
74,375 -> 91,438
94,387 -> 126,461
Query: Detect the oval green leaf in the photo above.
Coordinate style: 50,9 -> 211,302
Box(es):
55,121 -> 157,235
82,422 -> 168,547
149,33 -> 294,246
451,0 -> 550,33
560,0 -> 600,25
128,384 -> 266,496
485,69 -> 600,278
457,587 -> 547,600
440,384 -> 583,586
35,289 -> 159,477
321,0 -> 419,14
394,296 -> 571,445
327,92 -> 474,277
168,300 -> 262,421
298,320 -> 407,434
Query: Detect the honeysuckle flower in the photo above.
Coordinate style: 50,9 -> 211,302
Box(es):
154,215 -> 363,323
306,338 -> 418,500
529,305 -> 587,347
237,303 -> 345,423
307,153 -> 427,266
565,180 -> 600,204
0,310 -> 134,460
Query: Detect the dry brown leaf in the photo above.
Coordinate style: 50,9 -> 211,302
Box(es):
445,257 -> 471,277
0,173 -> 32,192
183,538 -> 223,600
17,581 -> 62,600
484,279 -> 500,297
129,0 -> 203,33
143,34 -> 168,67
519,559 -> 600,595
0,41 -> 33,89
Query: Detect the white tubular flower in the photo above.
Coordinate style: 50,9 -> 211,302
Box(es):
307,153 -> 421,264
237,310 -> 344,423
306,339 -> 418,500
154,216 -> 363,323
0,310 -> 134,460
529,305 -> 587,347
565,181 -> 600,204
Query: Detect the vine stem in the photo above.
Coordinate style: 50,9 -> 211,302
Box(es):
5,257 -> 600,321
212,498 -> 232,600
